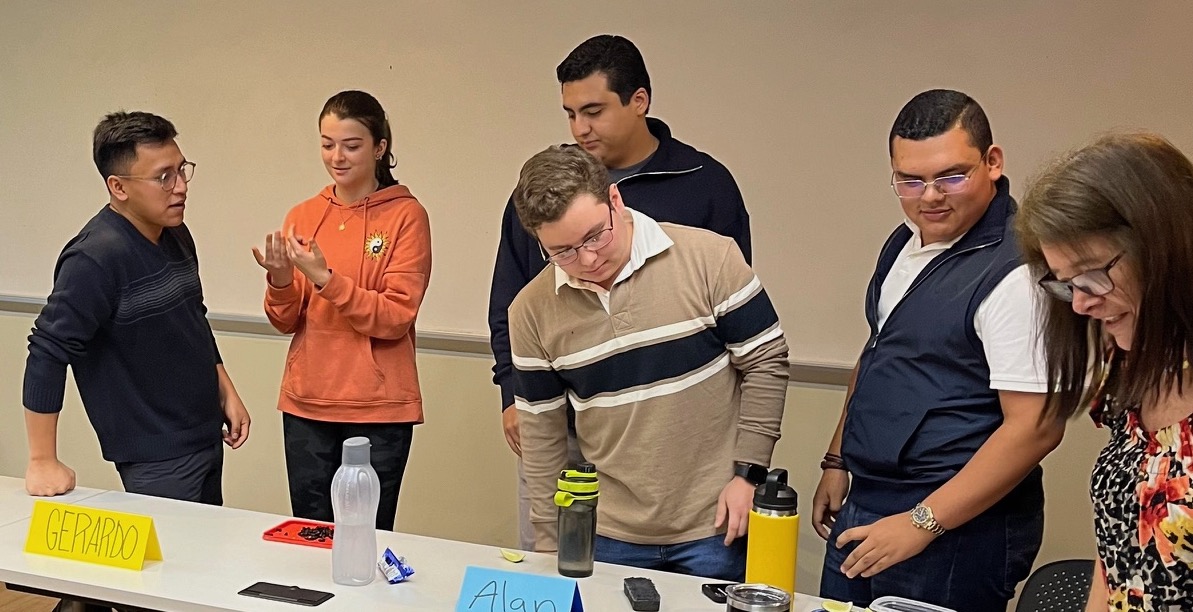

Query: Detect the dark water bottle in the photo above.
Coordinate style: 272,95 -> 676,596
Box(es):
555,462 -> 599,578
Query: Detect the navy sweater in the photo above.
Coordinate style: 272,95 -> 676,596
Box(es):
488,118 -> 751,410
24,206 -> 224,463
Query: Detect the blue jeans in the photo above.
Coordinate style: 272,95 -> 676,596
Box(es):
596,533 -> 746,581
820,500 -> 1043,612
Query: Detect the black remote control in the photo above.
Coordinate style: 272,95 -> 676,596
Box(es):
623,577 -> 660,611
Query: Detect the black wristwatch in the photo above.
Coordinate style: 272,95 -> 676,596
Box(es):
733,462 -> 768,485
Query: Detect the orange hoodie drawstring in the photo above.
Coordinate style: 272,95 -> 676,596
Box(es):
310,197 -> 335,239
358,195 -> 370,284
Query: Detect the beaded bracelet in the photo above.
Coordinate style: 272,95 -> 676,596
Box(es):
820,453 -> 847,471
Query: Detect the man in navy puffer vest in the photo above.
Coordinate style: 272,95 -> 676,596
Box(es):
813,90 -> 1064,611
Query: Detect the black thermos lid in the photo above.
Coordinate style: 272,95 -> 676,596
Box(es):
752,468 -> 798,512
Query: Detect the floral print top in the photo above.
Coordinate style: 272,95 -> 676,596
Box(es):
1090,375 -> 1193,610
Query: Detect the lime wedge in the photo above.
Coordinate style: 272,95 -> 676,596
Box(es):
499,548 -> 526,563
822,600 -> 854,612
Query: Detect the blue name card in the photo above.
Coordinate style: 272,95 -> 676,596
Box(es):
456,566 -> 583,612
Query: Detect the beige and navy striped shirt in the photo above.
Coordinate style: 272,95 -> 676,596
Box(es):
510,210 -> 789,549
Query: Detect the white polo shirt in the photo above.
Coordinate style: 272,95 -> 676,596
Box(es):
877,220 -> 1047,393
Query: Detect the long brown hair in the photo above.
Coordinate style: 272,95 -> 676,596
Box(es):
1016,132 -> 1193,419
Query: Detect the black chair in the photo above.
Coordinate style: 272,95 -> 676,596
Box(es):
1016,559 -> 1096,612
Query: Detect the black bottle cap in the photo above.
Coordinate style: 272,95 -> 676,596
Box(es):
752,468 -> 798,512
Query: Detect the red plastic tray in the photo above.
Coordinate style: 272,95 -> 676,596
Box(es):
262,519 -> 335,549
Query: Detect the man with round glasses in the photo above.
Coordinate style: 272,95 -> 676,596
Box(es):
23,111 -> 250,511
507,145 -> 787,580
812,90 -> 1064,610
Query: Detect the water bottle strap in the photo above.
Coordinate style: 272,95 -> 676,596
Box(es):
556,478 -> 599,495
554,491 -> 599,507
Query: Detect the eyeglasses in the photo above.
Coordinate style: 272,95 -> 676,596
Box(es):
538,204 -> 615,266
113,161 -> 196,191
891,154 -> 986,199
1038,252 -> 1125,302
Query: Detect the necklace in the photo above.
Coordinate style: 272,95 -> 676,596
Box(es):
332,180 -> 380,230
335,205 -> 352,231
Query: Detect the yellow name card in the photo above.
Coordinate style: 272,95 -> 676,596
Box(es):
24,500 -> 162,570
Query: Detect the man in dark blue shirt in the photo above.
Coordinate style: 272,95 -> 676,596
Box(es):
488,35 -> 752,549
23,111 -> 250,505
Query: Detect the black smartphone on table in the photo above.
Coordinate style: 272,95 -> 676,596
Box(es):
238,581 -> 334,606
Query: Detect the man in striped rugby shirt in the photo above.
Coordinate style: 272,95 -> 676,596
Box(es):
508,145 -> 789,581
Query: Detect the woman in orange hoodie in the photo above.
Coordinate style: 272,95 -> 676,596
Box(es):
252,90 -> 431,530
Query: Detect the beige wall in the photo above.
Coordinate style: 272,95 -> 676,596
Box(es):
2,1 -> 1191,369
0,311 -> 1106,595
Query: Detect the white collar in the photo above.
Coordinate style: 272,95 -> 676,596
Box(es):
902,218 -> 965,253
554,208 -> 674,294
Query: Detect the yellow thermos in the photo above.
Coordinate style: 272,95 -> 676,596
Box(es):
745,468 -> 799,594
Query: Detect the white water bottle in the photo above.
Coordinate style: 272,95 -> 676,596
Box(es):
331,436 -> 381,586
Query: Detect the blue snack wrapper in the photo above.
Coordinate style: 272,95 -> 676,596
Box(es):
378,548 -> 415,584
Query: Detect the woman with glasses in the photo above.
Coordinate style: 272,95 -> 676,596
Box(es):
252,90 -> 431,530
1016,132 -> 1193,610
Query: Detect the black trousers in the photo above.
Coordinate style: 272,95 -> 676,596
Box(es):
114,442 -> 223,505
282,413 -> 413,531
